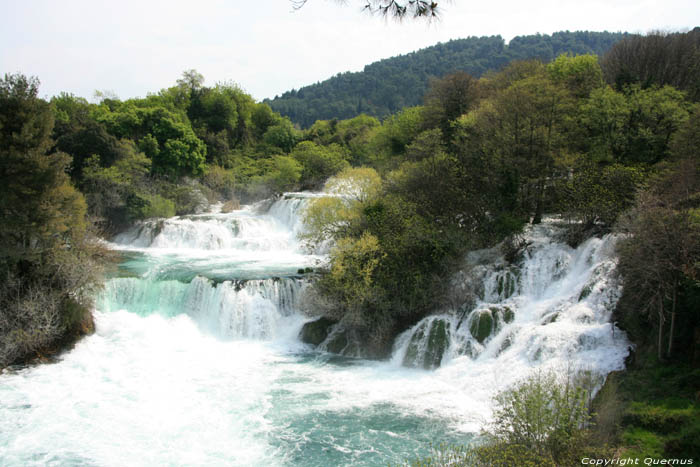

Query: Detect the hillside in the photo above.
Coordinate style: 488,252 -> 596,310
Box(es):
266,30 -> 628,127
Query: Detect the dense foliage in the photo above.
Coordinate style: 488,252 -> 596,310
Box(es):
267,31 -> 628,127
0,74 -> 103,367
2,34 -> 698,463
601,27 -> 700,101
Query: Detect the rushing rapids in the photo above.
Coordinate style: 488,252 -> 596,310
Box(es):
0,197 -> 629,466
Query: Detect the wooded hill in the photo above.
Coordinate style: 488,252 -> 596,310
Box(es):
266,30 -> 628,127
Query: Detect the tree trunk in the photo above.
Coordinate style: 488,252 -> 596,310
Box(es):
532,180 -> 544,224
658,297 -> 665,361
667,284 -> 677,358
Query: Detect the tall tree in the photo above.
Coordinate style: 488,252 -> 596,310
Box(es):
0,74 -> 102,367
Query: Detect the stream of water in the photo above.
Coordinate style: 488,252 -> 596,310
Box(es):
0,194 -> 629,466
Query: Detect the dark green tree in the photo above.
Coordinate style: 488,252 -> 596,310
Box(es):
0,74 -> 102,367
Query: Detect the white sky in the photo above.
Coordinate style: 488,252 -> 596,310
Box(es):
1,0 -> 698,102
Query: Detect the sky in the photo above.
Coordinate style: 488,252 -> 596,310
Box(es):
1,0 -> 699,103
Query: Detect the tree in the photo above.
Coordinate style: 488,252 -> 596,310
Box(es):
469,65 -> 573,223
601,29 -> 700,101
422,71 -> 481,142
0,73 -> 102,367
291,0 -> 441,20
176,69 -> 205,94
547,53 -> 604,98
617,157 -> 700,360
290,141 -> 349,188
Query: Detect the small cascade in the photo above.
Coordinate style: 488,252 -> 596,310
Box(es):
101,193 -> 322,341
98,276 -> 306,339
266,192 -> 319,236
392,315 -> 454,369
392,219 -> 629,377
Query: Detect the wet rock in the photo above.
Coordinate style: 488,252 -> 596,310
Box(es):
470,310 -> 494,344
402,318 -> 451,370
299,317 -> 337,346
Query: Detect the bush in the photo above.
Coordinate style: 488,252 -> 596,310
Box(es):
127,193 -> 176,219
202,165 -> 236,199
488,369 -> 592,464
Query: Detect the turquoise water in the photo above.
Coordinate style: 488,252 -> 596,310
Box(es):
0,196 -> 473,466
0,197 -> 629,466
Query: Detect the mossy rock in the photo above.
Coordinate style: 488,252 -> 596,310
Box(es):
299,317 -> 337,346
324,329 -> 349,354
501,306 -> 515,324
470,310 -> 494,344
542,313 -> 558,324
496,271 -> 518,299
402,326 -> 425,368
497,333 -> 514,355
578,284 -> 593,301
457,340 -> 477,359
424,319 -> 450,369
403,318 -> 451,369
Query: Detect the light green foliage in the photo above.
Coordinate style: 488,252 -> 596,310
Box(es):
489,369 -> 591,464
335,114 -> 380,164
303,196 -> 359,246
579,86 -> 629,162
370,106 -> 423,162
264,155 -> 303,192
621,85 -> 689,164
129,193 -> 176,219
251,103 -> 277,139
93,100 -> 206,177
202,164 -> 236,199
324,166 -> 381,202
560,159 -> 645,226
547,53 -> 604,98
582,84 -> 689,164
324,232 -> 385,324
291,141 -> 350,188
157,135 -> 206,177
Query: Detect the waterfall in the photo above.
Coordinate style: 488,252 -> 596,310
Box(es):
97,276 -> 306,339
1,205 -> 630,467
393,218 -> 629,380
101,195 -> 321,341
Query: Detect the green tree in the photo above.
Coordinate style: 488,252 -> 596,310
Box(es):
470,66 -> 573,223
617,156 -> 700,360
422,71 -> 481,143
547,53 -> 604,98
263,118 -> 299,152
0,74 -> 102,367
291,141 -> 350,188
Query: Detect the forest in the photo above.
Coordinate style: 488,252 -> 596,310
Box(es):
267,30 -> 629,127
1,28 -> 699,462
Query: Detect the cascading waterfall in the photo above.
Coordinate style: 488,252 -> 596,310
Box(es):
393,218 -> 629,384
0,206 -> 628,467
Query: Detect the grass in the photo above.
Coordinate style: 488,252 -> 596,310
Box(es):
600,350 -> 700,460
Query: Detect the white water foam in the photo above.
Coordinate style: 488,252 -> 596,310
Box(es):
0,208 -> 627,466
